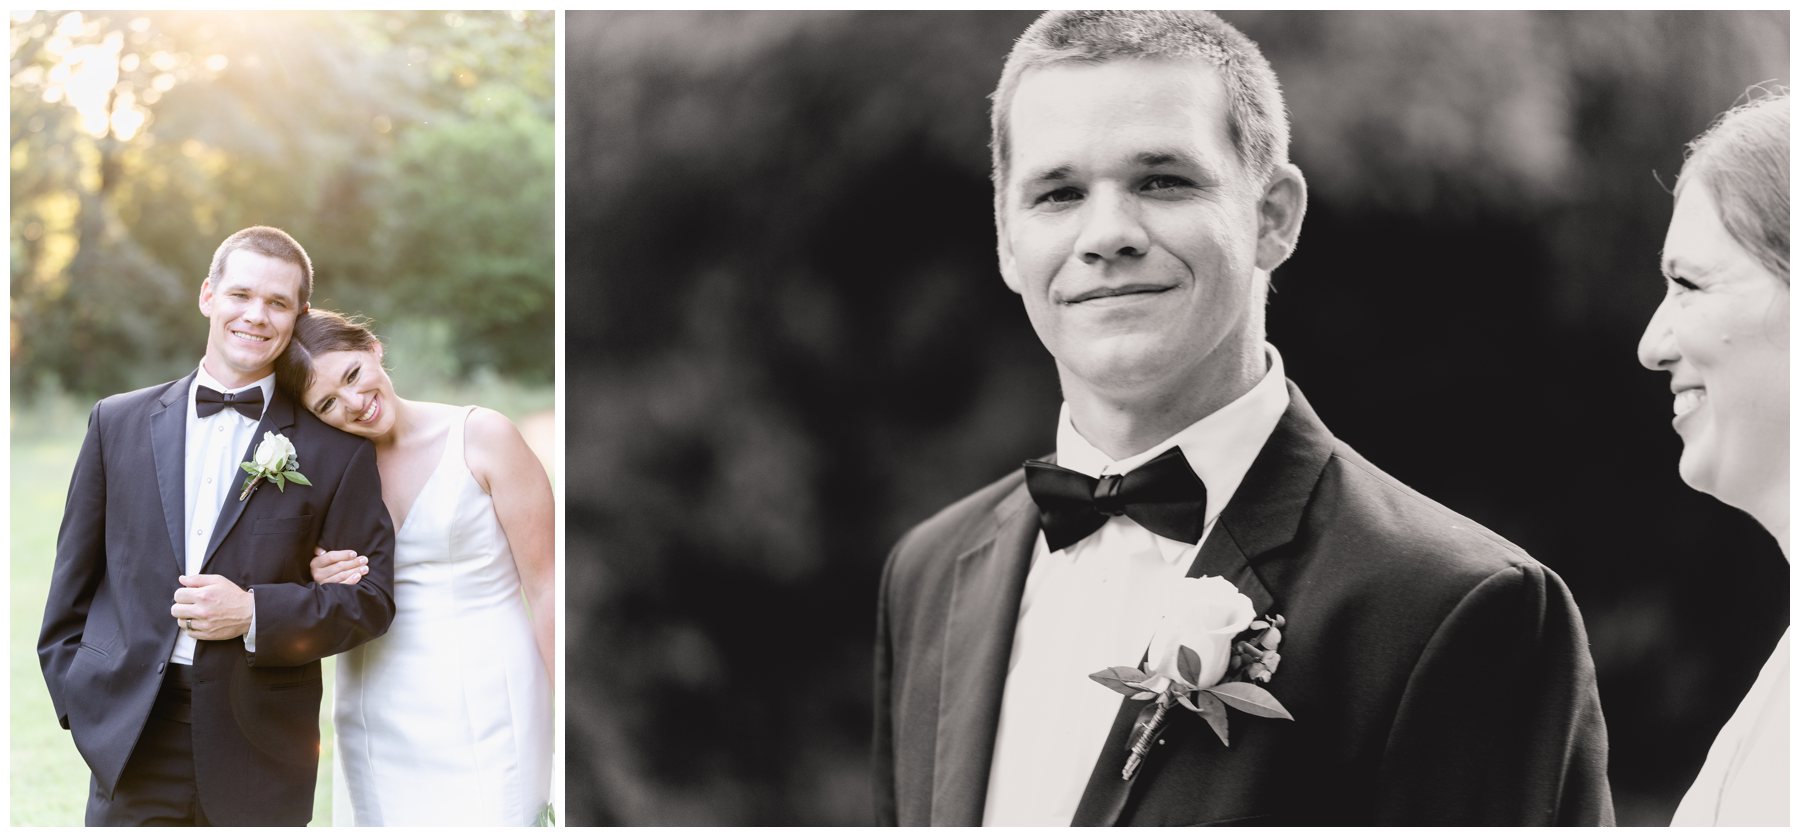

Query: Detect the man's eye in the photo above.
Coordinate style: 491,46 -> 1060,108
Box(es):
1142,174 -> 1193,191
1669,275 -> 1700,292
1034,187 -> 1082,206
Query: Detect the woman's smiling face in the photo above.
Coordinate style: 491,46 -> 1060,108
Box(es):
1638,179 -> 1789,508
303,346 -> 397,439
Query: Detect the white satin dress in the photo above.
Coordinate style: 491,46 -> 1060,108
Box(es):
1671,629 -> 1789,826
331,407 -> 552,826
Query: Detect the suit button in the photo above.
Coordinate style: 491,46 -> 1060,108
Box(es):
157,662 -> 166,673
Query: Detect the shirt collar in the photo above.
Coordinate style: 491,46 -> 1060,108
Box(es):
191,363 -> 275,418
1052,343 -> 1292,561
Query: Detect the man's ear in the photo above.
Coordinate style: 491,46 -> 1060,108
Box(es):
1254,163 -> 1308,272
198,278 -> 215,317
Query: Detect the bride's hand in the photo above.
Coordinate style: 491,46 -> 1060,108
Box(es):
312,546 -> 370,585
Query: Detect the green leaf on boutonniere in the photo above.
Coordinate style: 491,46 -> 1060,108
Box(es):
241,462 -> 259,475
1181,689 -> 1231,746
1204,681 -> 1293,720
273,473 -> 286,491
1176,644 -> 1202,686
285,470 -> 311,487
1089,665 -> 1150,697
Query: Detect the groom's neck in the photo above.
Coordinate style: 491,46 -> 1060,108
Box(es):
200,356 -> 269,391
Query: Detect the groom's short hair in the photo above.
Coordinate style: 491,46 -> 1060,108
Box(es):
207,226 -> 315,307
988,11 -> 1291,206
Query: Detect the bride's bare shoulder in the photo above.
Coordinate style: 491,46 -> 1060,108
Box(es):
460,406 -> 544,490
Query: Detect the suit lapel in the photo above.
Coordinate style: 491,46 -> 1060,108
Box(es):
1071,380 -> 1333,825
200,387 -> 297,574
149,373 -> 198,573
931,482 -> 1038,826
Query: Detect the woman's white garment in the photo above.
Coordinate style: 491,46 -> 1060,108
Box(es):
332,406 -> 552,825
1671,629 -> 1789,826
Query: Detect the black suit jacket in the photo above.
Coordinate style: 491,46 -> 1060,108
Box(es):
38,372 -> 396,825
873,382 -> 1613,825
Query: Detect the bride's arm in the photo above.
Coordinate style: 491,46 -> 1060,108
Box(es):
467,406 -> 557,684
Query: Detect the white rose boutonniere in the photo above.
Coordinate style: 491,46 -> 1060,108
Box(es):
1089,576 -> 1293,780
238,431 -> 311,501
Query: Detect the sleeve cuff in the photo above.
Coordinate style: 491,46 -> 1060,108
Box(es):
243,587 -> 257,653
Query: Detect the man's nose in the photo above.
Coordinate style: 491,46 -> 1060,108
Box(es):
241,299 -> 268,324
1637,293 -> 1678,371
1076,188 -> 1148,265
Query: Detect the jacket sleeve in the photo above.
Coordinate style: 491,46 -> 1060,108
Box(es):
871,534 -> 902,827
244,437 -> 397,667
1375,561 -> 1614,825
38,402 -> 110,729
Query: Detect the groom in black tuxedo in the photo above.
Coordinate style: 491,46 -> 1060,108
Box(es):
873,11 -> 1613,825
38,226 -> 396,825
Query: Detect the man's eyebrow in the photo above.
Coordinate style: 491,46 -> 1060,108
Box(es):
1021,164 -> 1074,183
1017,151 -> 1214,187
1137,151 -> 1194,168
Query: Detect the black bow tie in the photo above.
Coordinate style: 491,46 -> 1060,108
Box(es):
195,385 -> 265,420
1023,446 -> 1208,552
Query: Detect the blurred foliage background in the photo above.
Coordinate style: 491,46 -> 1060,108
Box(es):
9,10 -> 555,825
568,10 -> 1790,827
11,10 -> 555,399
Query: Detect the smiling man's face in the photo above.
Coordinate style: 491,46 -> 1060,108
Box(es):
198,248 -> 305,388
997,57 -> 1270,403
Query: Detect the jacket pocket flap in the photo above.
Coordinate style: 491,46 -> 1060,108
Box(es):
252,514 -> 314,536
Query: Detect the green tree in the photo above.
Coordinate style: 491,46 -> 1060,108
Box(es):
10,10 -> 555,399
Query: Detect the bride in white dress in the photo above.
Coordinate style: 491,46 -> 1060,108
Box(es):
275,309 -> 555,826
1635,92 -> 1787,826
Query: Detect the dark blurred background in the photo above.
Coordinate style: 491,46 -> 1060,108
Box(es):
566,11 -> 1789,826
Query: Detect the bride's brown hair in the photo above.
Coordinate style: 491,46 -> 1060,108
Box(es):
1679,89 -> 1789,282
275,309 -> 381,401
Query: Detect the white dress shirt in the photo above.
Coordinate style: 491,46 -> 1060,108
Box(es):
170,365 -> 272,665
981,345 -> 1291,826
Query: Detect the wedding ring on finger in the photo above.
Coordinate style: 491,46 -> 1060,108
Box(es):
184,618 -> 194,632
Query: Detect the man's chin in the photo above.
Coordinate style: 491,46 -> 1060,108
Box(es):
234,355 -> 277,374
1055,345 -> 1178,397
